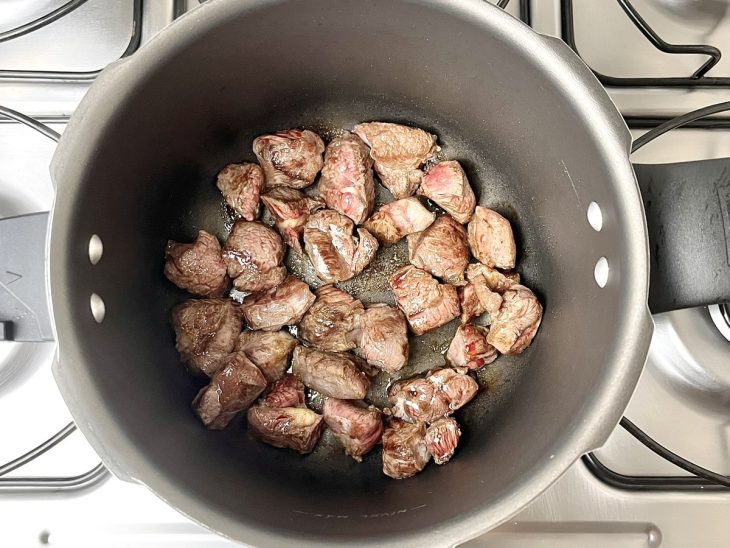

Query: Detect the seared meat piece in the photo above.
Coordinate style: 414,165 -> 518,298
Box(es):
458,283 -> 484,324
352,303 -> 409,373
303,209 -> 379,283
418,161 -> 476,224
353,122 -> 438,199
472,280 -> 503,323
466,262 -> 520,294
164,231 -> 228,297
458,275 -> 504,324
352,356 -> 381,379
262,374 -> 306,408
446,324 -> 498,371
318,133 -> 376,225
298,285 -> 364,352
260,187 -> 323,253
193,352 -> 266,429
487,284 -> 543,355
216,162 -> 264,221
388,367 -> 478,424
253,129 -> 325,189
389,265 -> 460,336
407,215 -> 470,284
291,346 -> 370,400
382,419 -> 430,479
350,228 -> 379,274
235,329 -> 297,382
247,405 -> 324,454
323,398 -> 384,461
388,377 -> 445,423
171,299 -> 242,376
467,206 -> 517,269
363,197 -> 436,245
425,417 -> 461,465
430,367 -> 479,410
241,276 -> 316,331
222,220 -> 286,292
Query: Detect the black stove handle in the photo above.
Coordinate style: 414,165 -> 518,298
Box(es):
631,101 -> 730,314
634,157 -> 730,314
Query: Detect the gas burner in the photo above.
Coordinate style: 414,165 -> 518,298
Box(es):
651,307 -> 730,408
709,303 -> 730,343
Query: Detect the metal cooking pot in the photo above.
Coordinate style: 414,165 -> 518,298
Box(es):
2,0 -> 729,546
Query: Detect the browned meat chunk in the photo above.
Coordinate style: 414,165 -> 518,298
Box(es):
318,133 -> 376,225
430,367 -> 479,410
388,367 -> 478,424
389,265 -> 460,336
291,346 -> 370,400
171,299 -> 242,376
408,215 -> 470,284
353,122 -> 438,199
473,281 -> 503,322
262,374 -> 306,408
467,206 -> 517,269
164,231 -> 228,297
363,197 -> 436,245
298,285 -> 364,352
193,352 -> 266,429
446,324 -> 498,371
241,276 -> 316,331
350,228 -> 379,274
459,274 -> 504,324
247,405 -> 324,454
323,398 -> 384,461
235,329 -> 297,382
388,377 -> 445,423
260,187 -> 323,253
303,209 -> 379,283
216,163 -> 264,221
425,417 -> 461,465
418,161 -> 476,224
351,356 -> 381,379
382,419 -> 430,479
222,220 -> 286,292
466,262 -> 520,294
352,303 -> 409,373
458,283 -> 484,324
487,284 -> 543,355
253,129 -> 325,189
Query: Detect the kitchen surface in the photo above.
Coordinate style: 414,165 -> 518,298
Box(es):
1,1 -> 729,546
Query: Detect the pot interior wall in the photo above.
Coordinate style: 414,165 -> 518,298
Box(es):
53,0 -> 637,543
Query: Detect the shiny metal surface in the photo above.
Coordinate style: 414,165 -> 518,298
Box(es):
481,463 -> 730,547
533,0 -> 730,118
0,0 -> 176,115
595,306 -> 730,477
0,1 -> 74,33
0,0 -> 135,73
571,0 -> 730,79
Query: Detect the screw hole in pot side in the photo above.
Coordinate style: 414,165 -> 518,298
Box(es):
88,234 -> 103,265
89,294 -> 105,323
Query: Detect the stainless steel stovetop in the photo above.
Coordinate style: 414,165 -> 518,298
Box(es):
1,1 -> 729,546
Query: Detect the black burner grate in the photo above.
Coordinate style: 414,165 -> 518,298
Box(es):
561,0 -> 729,88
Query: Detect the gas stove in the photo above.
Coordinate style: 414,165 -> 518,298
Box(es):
1,1 -> 729,546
